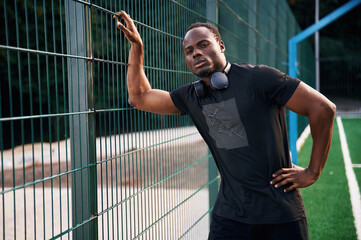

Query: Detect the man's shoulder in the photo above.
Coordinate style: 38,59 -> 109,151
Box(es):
171,82 -> 194,97
232,62 -> 256,70
231,63 -> 286,78
231,63 -> 266,76
232,63 -> 274,71
229,63 -> 260,80
174,82 -> 193,91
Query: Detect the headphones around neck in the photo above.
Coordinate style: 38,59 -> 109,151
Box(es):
194,63 -> 230,98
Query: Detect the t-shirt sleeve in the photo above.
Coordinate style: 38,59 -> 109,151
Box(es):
253,65 -> 300,106
170,84 -> 192,115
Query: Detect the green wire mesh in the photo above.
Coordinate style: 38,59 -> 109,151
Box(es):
0,0 -> 314,239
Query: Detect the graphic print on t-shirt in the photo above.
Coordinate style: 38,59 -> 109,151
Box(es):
202,98 -> 248,149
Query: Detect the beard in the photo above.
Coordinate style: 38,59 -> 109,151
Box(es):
195,67 -> 213,78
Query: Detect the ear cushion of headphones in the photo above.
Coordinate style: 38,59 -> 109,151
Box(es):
194,80 -> 205,98
194,71 -> 229,98
210,72 -> 229,90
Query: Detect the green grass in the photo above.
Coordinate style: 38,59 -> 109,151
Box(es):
354,167 -> 361,198
298,120 -> 357,240
342,118 -> 361,209
342,118 -> 361,165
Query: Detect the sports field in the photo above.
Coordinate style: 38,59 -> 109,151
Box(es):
298,117 -> 361,240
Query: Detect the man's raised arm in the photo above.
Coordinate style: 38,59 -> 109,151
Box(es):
114,11 -> 180,115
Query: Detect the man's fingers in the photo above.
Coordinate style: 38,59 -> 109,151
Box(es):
271,166 -> 312,192
271,174 -> 298,192
113,11 -> 123,22
284,184 -> 297,192
271,172 -> 291,184
114,11 -> 127,27
114,11 -> 137,35
118,11 -> 136,29
274,176 -> 295,188
272,168 -> 291,177
116,21 -> 125,30
114,13 -> 122,29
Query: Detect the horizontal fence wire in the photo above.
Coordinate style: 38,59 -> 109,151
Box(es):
0,0 -> 315,239
0,131 -> 201,195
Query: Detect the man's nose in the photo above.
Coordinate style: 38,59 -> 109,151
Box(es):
192,48 -> 202,58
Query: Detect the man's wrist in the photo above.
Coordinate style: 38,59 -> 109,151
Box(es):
305,167 -> 319,180
131,40 -> 143,49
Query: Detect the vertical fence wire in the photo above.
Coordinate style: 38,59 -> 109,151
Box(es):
0,0 -> 317,239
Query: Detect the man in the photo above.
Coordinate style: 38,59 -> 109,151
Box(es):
114,11 -> 335,240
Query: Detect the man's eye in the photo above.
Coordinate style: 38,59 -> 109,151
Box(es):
186,49 -> 193,55
201,43 -> 208,48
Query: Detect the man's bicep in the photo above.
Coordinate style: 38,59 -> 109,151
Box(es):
135,89 -> 181,115
285,82 -> 329,116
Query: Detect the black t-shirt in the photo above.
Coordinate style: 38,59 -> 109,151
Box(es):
170,63 -> 306,224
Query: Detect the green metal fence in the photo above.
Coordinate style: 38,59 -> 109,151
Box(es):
0,0 -> 314,239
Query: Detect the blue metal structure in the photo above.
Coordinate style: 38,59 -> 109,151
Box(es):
288,0 -> 361,164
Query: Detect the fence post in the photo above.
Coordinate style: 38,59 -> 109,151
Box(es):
85,0 -> 98,238
206,0 -> 219,225
65,0 -> 97,239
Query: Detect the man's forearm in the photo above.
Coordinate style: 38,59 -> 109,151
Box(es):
307,102 -> 336,178
127,42 -> 151,107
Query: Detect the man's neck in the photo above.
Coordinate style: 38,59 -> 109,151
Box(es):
201,61 -> 230,86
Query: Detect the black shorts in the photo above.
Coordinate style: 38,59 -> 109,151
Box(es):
208,214 -> 309,240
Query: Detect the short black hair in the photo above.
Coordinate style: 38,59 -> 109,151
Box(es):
182,22 -> 222,45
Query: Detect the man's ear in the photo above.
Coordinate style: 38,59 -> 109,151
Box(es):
220,40 -> 225,53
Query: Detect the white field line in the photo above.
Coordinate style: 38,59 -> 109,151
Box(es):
337,116 -> 361,240
353,164 -> 361,168
297,124 -> 311,152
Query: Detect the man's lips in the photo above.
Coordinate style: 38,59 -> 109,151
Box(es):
193,59 -> 207,68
